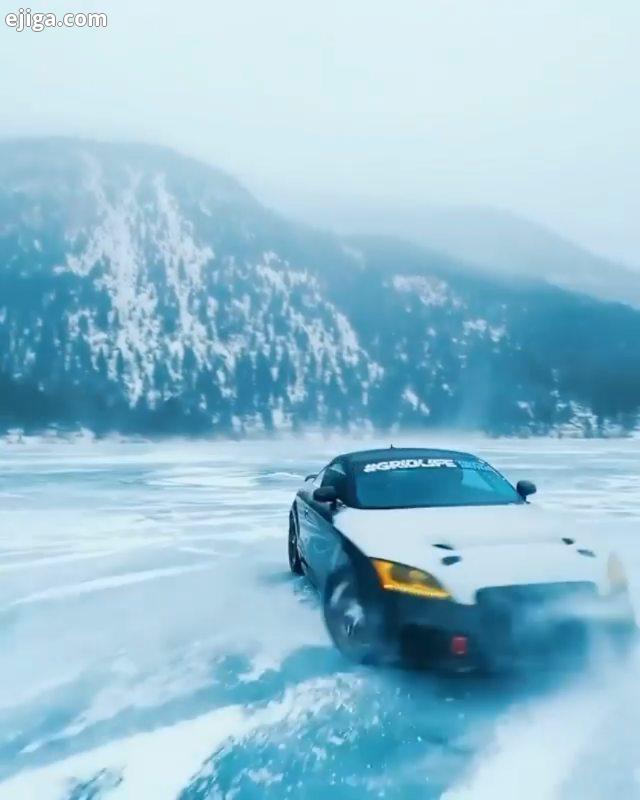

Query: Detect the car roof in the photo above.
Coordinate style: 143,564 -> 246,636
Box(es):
339,447 -> 481,465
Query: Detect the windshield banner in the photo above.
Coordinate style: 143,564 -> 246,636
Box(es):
361,458 -> 493,473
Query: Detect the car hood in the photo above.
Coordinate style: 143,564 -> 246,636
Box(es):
334,504 -> 610,605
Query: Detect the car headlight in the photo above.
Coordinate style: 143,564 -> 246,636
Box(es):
371,559 -> 451,600
608,554 -> 629,596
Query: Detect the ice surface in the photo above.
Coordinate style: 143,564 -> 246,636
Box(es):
0,434 -> 639,799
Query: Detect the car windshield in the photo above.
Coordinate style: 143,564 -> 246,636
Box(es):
354,457 -> 521,509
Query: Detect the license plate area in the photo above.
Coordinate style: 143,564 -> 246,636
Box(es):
476,582 -> 597,654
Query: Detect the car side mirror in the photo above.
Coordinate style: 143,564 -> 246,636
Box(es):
517,480 -> 537,499
313,486 -> 338,504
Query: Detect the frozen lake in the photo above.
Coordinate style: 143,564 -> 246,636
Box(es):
0,435 -> 639,799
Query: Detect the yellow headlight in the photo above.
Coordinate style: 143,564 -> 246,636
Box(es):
371,559 -> 451,600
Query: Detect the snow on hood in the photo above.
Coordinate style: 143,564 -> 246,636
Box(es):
334,504 -> 610,605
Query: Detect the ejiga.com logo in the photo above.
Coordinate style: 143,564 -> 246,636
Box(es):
5,7 -> 107,32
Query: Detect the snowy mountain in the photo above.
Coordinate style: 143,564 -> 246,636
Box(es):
264,192 -> 640,308
1,138 -> 639,437
391,205 -> 640,309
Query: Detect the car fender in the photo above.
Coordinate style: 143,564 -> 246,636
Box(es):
329,521 -> 384,603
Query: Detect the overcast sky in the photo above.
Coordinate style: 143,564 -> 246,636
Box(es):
1,0 -> 638,266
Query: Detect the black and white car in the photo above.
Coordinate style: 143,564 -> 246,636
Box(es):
288,447 -> 636,670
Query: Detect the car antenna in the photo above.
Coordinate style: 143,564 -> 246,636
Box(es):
389,443 -> 395,449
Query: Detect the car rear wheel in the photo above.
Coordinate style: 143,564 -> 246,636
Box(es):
323,568 -> 388,665
288,510 -> 303,575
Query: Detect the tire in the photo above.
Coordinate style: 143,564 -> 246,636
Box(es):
323,568 -> 390,665
288,510 -> 304,575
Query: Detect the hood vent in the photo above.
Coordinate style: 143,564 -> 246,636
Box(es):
442,555 -> 461,566
433,543 -> 455,551
562,537 -> 575,545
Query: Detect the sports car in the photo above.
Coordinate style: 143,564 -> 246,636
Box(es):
287,447 -> 636,671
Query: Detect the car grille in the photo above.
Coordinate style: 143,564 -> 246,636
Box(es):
476,582 -> 598,655
477,582 -> 597,608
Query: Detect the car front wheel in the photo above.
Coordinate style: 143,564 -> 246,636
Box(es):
323,568 -> 389,665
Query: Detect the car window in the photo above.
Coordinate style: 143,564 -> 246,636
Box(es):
313,469 -> 326,487
321,462 -> 348,500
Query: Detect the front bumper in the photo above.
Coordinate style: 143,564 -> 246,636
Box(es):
380,582 -> 637,672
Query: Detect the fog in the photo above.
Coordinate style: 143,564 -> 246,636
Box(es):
1,0 -> 638,267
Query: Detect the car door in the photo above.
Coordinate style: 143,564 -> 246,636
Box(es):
295,468 -> 325,578
304,461 -> 349,588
